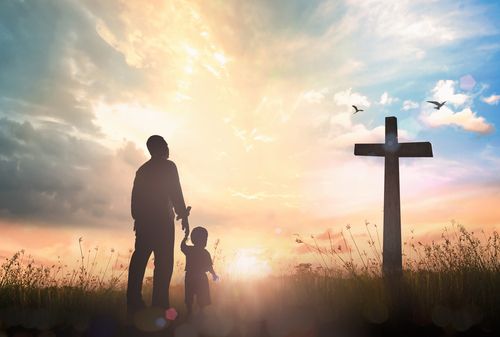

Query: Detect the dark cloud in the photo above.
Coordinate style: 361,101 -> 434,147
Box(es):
0,117 -> 145,227
0,0 -> 142,132
0,0 -> 150,227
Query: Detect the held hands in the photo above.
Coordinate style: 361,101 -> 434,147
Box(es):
212,273 -> 219,282
182,217 -> 190,237
177,206 -> 191,237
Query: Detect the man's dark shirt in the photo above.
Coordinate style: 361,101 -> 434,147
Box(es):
131,158 -> 188,227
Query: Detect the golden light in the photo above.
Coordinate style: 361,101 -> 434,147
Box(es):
227,248 -> 272,279
214,52 -> 227,66
184,45 -> 199,58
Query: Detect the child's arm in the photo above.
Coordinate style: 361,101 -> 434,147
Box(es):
206,251 -> 218,281
208,265 -> 219,281
180,236 -> 189,254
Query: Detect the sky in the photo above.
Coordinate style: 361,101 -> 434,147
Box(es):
1,0 -> 500,278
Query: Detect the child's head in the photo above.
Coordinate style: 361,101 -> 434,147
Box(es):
191,226 -> 208,247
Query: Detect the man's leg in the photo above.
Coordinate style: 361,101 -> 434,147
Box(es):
151,223 -> 175,309
127,228 -> 153,313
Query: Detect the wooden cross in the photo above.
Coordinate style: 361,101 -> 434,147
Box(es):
354,116 -> 433,277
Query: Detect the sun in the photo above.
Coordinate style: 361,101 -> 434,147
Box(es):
227,249 -> 272,279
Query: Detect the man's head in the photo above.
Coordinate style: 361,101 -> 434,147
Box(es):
147,135 -> 169,158
191,226 -> 208,248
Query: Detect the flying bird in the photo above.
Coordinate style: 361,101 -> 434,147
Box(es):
352,105 -> 363,114
427,100 -> 446,110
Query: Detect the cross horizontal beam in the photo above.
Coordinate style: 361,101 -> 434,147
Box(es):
354,142 -> 433,157
354,144 -> 385,156
398,142 -> 433,157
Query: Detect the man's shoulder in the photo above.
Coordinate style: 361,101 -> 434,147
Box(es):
136,160 -> 152,175
136,159 -> 176,173
165,159 -> 177,169
160,159 -> 178,174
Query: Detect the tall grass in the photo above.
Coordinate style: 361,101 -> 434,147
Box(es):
0,222 -> 499,334
292,221 -> 500,331
0,240 -> 130,324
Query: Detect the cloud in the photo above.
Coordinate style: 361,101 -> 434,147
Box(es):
419,79 -> 494,134
0,0 -> 141,133
333,88 -> 370,108
303,88 -> 329,104
402,100 -> 419,111
482,94 -> 500,105
379,92 -> 397,105
431,80 -> 470,108
346,0 -> 497,44
0,0 -> 153,228
230,189 -> 296,201
0,118 -> 144,227
231,126 -> 275,152
420,106 -> 494,134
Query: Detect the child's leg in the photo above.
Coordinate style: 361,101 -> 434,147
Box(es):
185,277 -> 194,316
198,275 -> 211,313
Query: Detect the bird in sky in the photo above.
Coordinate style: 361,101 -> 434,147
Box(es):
352,105 -> 363,114
426,100 -> 446,110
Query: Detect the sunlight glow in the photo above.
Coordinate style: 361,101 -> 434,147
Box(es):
227,249 -> 272,279
214,52 -> 228,66
184,45 -> 199,58
93,101 -> 184,150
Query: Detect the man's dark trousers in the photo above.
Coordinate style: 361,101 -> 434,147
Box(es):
126,221 -> 174,310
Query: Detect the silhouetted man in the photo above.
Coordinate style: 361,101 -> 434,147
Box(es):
127,135 -> 190,315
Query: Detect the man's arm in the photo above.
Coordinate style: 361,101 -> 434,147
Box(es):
169,162 -> 188,218
168,161 -> 190,234
131,172 -> 140,222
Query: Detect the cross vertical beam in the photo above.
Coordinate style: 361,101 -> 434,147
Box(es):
383,117 -> 402,277
354,116 -> 433,277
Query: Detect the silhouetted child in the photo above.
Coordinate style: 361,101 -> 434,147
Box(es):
181,226 -> 218,316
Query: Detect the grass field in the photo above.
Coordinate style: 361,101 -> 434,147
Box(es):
0,223 -> 499,337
